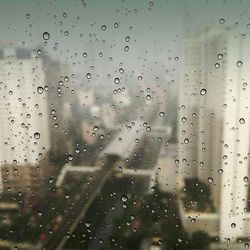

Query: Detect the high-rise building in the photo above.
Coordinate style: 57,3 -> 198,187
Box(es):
178,27 -> 250,242
0,47 -> 50,192
41,52 -> 72,160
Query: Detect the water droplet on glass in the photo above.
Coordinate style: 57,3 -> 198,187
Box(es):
236,61 -> 243,67
86,73 -> 91,79
200,89 -> 207,96
218,54 -> 223,60
37,86 -> 44,94
34,132 -> 40,139
215,63 -> 220,68
119,68 -> 124,74
93,126 -> 99,132
218,169 -> 223,174
114,78 -> 120,84
219,18 -> 225,24
159,112 -> 165,117
207,177 -> 213,183
101,25 -> 107,31
43,32 -> 50,40
124,46 -> 129,52
137,75 -> 143,81
182,117 -> 187,123
243,176 -> 249,183
125,36 -> 130,42
231,223 -> 236,228
244,242 -> 249,248
121,195 -> 128,202
67,155 -> 73,161
75,148 -> 80,154
239,118 -> 245,124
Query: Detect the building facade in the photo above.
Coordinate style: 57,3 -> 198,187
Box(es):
178,28 -> 250,242
0,48 -> 50,192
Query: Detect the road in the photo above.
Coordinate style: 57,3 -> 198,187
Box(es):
41,168 -> 110,250
42,106 -> 157,249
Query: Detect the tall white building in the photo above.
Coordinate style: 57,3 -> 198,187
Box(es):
178,27 -> 250,242
0,48 -> 50,192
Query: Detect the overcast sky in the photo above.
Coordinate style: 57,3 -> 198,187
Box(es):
0,0 -> 249,87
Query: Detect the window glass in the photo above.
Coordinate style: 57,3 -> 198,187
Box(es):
0,1 -> 250,249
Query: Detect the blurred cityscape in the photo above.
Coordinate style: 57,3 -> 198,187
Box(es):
0,1 -> 250,250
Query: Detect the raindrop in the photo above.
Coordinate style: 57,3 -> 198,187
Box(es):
146,95 -> 151,100
219,18 -> 225,24
182,117 -> 187,123
67,155 -> 73,161
215,63 -> 220,68
101,25 -> 107,31
218,169 -> 223,174
34,132 -> 40,139
159,112 -> 165,117
236,61 -> 243,67
239,118 -> 245,124
85,221 -> 91,227
184,138 -> 189,144
231,223 -> 236,228
37,86 -> 44,94
121,195 -> 128,202
75,148 -> 81,154
114,78 -> 120,84
119,68 -> 124,74
137,75 -> 143,81
125,36 -> 130,42
207,177 -> 213,183
218,54 -> 223,60
191,218 -> 196,223
93,126 -> 99,132
26,13 -> 30,19
124,46 -> 129,52
43,32 -> 50,40
242,34 -> 246,39
86,73 -> 91,79
200,89 -> 207,96
243,176 -> 249,183
122,203 -> 128,208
